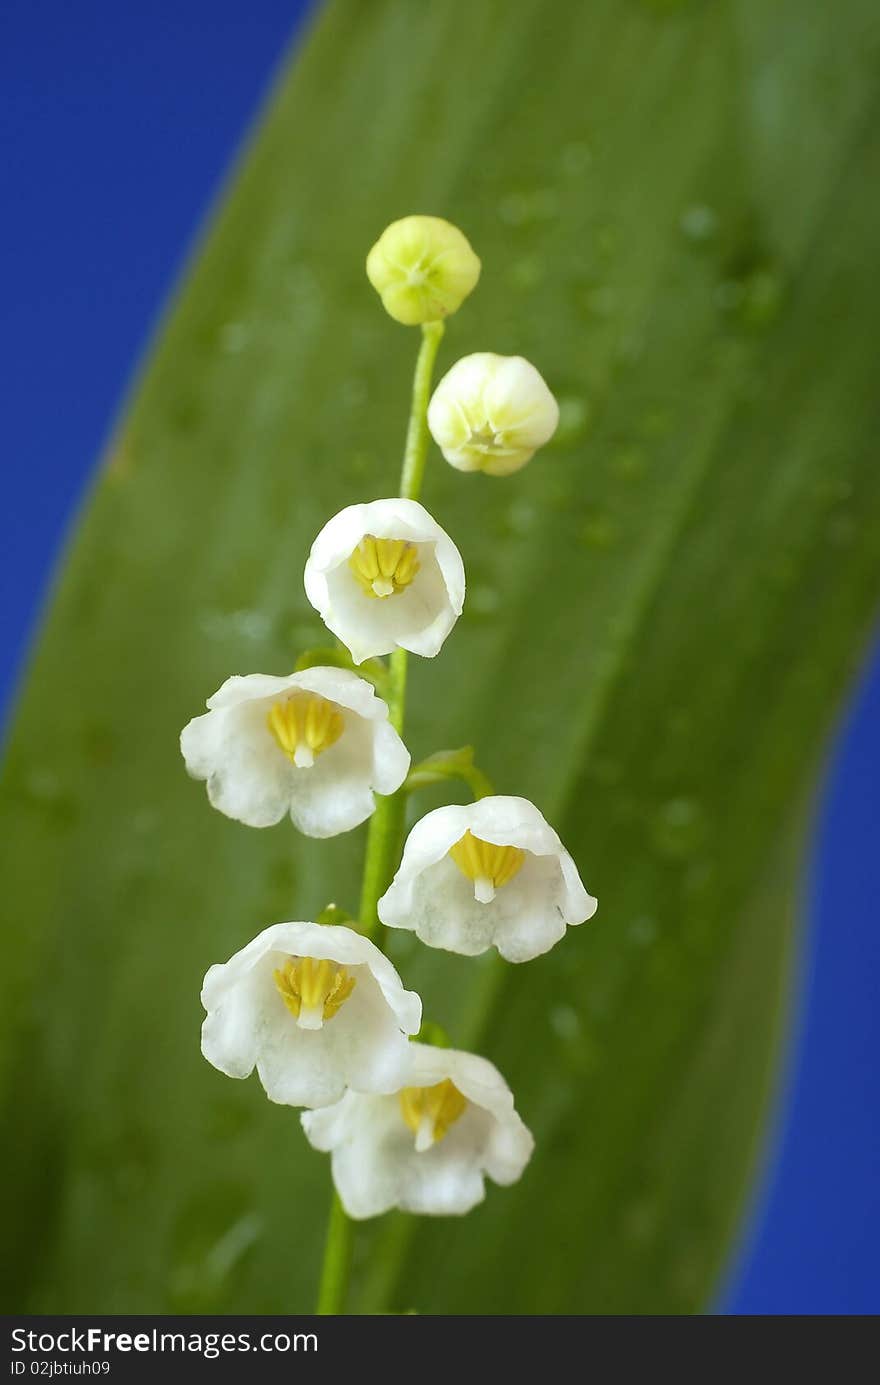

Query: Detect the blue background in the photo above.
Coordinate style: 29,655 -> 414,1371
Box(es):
3,1 -> 877,1315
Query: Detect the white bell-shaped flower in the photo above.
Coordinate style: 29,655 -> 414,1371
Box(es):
304,499 -> 465,663
427,352 -> 559,476
201,921 -> 422,1108
180,666 -> 409,837
378,795 -> 596,962
301,1041 -> 534,1218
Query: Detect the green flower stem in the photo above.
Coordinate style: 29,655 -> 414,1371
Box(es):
358,648 -> 407,944
358,319 -> 444,942
399,320 -> 445,501
316,1190 -> 353,1316
315,320 -> 444,1314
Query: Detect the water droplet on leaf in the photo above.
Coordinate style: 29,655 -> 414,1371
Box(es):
341,377 -> 367,409
505,499 -> 538,536
640,407 -> 673,439
651,797 -> 706,859
348,450 -> 375,477
588,755 -> 622,785
582,284 -> 618,318
498,188 -> 558,227
739,267 -> 785,328
827,513 -> 855,547
628,916 -> 658,946
466,584 -> 500,619
551,1004 -> 583,1041
580,508 -> 619,548
718,261 -> 786,330
552,395 -> 591,448
611,444 -> 647,478
616,330 -> 645,364
509,255 -> 545,290
220,322 -> 250,353
622,1198 -> 659,1244
596,225 -> 619,259
199,609 -> 272,642
679,204 -> 718,244
559,140 -> 593,176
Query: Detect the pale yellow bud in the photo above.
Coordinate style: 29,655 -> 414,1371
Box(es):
427,353 -> 559,476
366,215 -> 481,326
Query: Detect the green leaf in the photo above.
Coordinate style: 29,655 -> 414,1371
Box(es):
2,0 -> 878,1314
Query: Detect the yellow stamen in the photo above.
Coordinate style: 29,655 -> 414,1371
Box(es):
449,830 -> 525,903
399,1079 -> 467,1152
273,956 -> 356,1031
348,535 -> 421,599
266,694 -> 344,768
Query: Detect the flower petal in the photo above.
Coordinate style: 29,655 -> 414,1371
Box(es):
182,699 -> 293,828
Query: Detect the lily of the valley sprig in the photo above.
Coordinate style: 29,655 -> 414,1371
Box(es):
179,214 -> 596,1314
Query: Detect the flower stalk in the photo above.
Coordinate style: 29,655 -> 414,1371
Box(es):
357,320 -> 446,946
320,320 -> 446,1310
400,321 -> 445,501
316,1190 -> 353,1316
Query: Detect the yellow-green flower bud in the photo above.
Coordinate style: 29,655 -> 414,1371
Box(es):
366,215 -> 481,326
